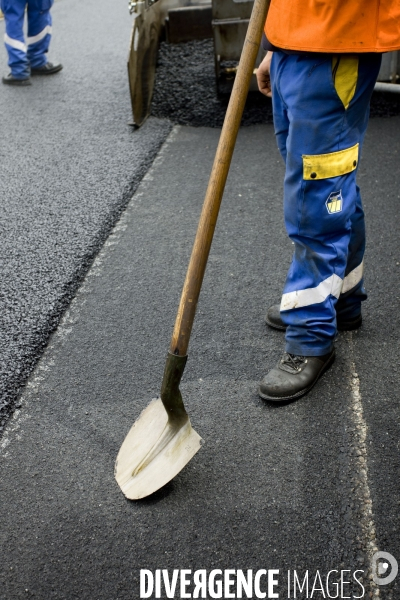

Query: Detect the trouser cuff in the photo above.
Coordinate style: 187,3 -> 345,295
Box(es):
285,340 -> 334,357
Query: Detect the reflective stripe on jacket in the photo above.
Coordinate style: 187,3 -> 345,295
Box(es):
265,0 -> 400,53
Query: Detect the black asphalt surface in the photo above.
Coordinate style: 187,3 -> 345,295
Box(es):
0,0 -> 172,433
1,119 -> 399,599
1,2 -> 400,599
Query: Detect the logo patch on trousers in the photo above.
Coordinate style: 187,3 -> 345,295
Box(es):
326,190 -> 343,214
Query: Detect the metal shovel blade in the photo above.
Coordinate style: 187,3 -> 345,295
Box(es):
115,398 -> 203,500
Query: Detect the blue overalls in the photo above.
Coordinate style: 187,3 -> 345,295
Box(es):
1,0 -> 53,79
270,51 -> 382,356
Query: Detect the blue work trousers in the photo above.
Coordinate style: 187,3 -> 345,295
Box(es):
270,51 -> 382,356
1,0 -> 53,78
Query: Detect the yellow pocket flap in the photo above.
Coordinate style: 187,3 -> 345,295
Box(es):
303,143 -> 359,181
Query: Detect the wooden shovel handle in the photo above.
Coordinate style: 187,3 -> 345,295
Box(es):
169,0 -> 271,357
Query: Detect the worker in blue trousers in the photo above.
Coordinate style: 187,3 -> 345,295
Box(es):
256,0 -> 400,403
1,0 -> 62,85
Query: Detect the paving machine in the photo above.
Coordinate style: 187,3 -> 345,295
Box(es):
127,0 -> 264,126
127,0 -> 400,127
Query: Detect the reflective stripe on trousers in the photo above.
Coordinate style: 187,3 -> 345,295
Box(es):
1,0 -> 53,77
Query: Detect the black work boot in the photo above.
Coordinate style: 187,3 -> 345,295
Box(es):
265,304 -> 362,332
2,73 -> 31,86
258,349 -> 335,402
31,62 -> 63,75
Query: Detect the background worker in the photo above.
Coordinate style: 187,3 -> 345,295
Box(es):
256,0 -> 400,402
1,0 -> 62,85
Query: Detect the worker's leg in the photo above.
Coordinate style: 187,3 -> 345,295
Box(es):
335,183 -> 367,321
259,51 -> 381,401
1,0 -> 30,79
27,0 -> 52,68
335,54 -> 381,322
276,51 -> 380,356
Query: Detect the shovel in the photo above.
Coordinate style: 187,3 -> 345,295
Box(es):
115,0 -> 271,500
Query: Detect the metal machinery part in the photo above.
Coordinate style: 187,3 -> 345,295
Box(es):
127,0 -> 263,125
377,51 -> 399,83
211,0 -> 264,93
127,0 -> 163,127
374,51 -> 400,95
128,0 -> 212,126
165,0 -> 212,43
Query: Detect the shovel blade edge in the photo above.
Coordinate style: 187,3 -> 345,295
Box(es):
115,398 -> 203,500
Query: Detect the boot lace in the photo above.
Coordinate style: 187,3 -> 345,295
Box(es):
281,353 -> 307,372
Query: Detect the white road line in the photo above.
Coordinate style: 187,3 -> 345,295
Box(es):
348,332 -> 381,598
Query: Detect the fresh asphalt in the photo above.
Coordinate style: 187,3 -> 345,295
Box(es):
1,2 -> 400,600
0,0 -> 172,433
1,119 -> 399,598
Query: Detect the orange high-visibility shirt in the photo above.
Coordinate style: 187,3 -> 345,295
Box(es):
265,0 -> 400,53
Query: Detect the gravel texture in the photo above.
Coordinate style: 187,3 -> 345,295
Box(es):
151,39 -> 400,126
0,0 -> 172,436
151,39 -> 273,127
370,90 -> 400,117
